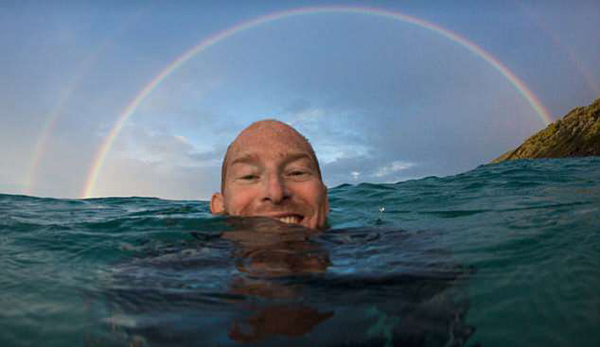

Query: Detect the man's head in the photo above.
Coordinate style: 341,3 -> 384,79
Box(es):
210,120 -> 329,229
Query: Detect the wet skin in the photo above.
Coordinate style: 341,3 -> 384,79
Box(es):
211,120 -> 329,229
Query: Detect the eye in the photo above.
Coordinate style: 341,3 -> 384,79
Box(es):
287,169 -> 310,178
240,174 -> 259,181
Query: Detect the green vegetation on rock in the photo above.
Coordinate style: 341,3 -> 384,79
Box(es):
492,98 -> 600,163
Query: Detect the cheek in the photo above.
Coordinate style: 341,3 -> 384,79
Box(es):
224,188 -> 256,215
301,184 -> 328,211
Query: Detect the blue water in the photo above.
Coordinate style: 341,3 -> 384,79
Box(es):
1,157 -> 599,346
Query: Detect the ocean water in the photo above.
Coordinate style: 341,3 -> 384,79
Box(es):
1,157 -> 599,347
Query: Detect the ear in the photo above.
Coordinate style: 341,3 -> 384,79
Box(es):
210,192 -> 225,215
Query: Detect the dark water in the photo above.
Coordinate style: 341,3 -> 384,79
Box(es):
1,157 -> 599,347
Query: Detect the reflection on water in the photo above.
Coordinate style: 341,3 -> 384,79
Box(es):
3,158 -> 600,347
91,217 -> 475,346
223,218 -> 333,343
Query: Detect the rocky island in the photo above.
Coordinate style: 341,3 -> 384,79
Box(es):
492,98 -> 600,163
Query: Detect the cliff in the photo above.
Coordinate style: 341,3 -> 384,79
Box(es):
492,98 -> 600,163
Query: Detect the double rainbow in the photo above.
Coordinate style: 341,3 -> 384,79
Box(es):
80,5 -> 552,198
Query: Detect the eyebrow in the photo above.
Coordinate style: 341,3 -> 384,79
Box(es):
229,152 -> 314,169
228,153 -> 259,168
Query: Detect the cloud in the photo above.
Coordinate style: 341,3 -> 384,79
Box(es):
90,124 -> 225,199
97,156 -> 220,200
280,104 -> 372,165
117,125 -> 222,167
373,160 -> 415,178
4,1 -> 598,201
322,153 -> 420,188
288,107 -> 324,125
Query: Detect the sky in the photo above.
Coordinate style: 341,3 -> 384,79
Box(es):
1,0 -> 598,200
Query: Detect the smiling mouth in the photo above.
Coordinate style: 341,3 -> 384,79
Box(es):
274,215 -> 303,225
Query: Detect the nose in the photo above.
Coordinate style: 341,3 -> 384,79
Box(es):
261,173 -> 290,204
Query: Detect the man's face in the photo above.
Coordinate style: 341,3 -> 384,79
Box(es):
210,121 -> 329,229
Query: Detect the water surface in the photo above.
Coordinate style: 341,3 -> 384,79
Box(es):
1,157 -> 599,346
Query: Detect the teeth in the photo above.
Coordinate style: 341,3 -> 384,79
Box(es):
277,216 -> 300,224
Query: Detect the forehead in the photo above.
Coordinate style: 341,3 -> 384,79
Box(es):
227,125 -> 315,166
235,122 -> 307,146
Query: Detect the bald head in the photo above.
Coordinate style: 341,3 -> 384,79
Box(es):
221,120 -> 322,192
211,119 -> 329,229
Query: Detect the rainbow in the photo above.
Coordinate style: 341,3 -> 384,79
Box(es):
24,50 -> 105,196
81,5 -> 552,198
23,11 -> 145,196
24,91 -> 71,196
515,1 -> 600,97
